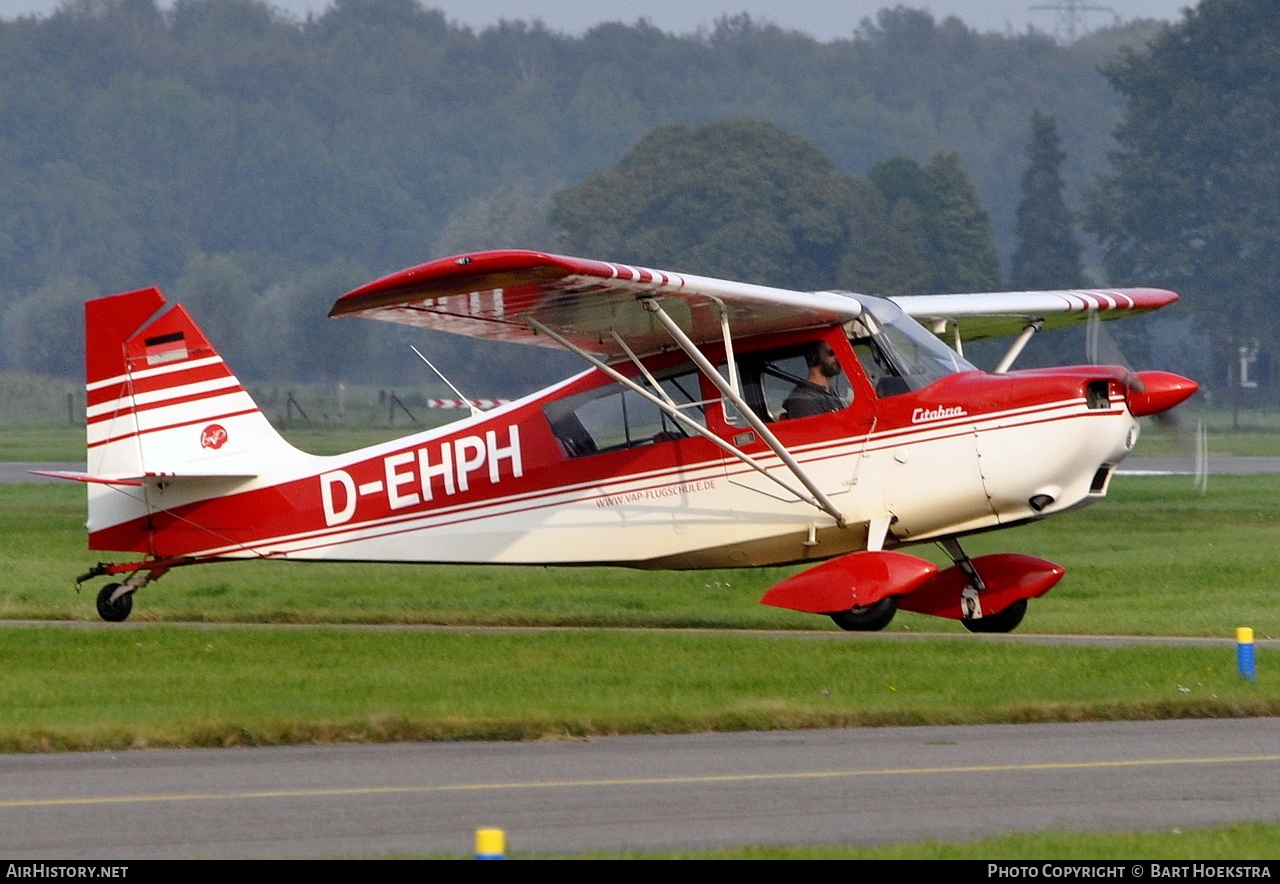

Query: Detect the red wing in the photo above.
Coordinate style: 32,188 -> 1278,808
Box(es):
329,250 -> 860,361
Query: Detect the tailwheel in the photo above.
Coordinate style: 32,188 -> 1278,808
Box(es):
829,596 -> 898,632
962,598 -> 1027,634
95,583 -> 133,623
80,557 -> 194,623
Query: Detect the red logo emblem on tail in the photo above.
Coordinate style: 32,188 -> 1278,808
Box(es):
200,424 -> 228,450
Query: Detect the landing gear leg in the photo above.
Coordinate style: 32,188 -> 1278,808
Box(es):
78,557 -> 193,623
939,538 -> 986,604
938,538 -> 1025,633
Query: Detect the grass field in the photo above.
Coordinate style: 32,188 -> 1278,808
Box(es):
2,475 -> 1277,637
0,473 -> 1277,752
1,624 -> 1274,752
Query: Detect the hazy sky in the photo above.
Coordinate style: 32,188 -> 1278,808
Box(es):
0,0 -> 1195,40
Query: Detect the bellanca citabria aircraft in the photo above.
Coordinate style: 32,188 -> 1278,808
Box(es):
49,250 -> 1197,630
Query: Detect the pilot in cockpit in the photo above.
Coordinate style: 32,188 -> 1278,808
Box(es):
782,340 -> 846,418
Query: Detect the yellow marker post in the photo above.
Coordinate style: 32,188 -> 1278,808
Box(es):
475,827 -> 505,860
1237,627 -> 1257,683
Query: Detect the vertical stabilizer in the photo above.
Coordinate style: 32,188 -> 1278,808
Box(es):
86,288 -> 300,480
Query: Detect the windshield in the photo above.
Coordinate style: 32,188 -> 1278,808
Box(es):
845,295 -> 975,392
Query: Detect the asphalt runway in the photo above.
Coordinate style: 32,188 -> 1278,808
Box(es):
2,718 -> 1278,859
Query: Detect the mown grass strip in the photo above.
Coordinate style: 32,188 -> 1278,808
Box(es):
1,626 -> 1275,753
554,821 -> 1280,859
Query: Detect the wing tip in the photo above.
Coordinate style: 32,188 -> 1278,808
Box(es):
330,250 -> 575,317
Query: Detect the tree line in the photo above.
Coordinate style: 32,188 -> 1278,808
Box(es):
7,0 -> 1268,401
0,0 -> 1159,390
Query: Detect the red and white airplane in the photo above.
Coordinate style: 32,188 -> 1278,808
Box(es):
53,250 -> 1197,630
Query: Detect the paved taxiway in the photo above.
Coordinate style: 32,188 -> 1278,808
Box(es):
3,717 -> 1278,858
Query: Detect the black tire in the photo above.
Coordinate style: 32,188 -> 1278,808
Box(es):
962,598 -> 1027,634
829,596 -> 898,632
96,583 -> 133,623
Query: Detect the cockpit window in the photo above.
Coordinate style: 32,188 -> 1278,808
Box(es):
543,364 -> 709,458
721,341 -> 852,425
845,295 -> 975,395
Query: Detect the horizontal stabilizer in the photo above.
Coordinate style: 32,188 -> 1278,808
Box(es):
32,469 -> 258,486
28,470 -> 143,487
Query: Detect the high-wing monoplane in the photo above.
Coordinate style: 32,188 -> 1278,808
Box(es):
53,250 -> 1197,631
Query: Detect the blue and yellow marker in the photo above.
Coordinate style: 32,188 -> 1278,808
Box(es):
476,827 -> 505,860
1237,627 -> 1257,683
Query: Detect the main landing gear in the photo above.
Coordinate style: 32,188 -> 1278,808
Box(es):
824,539 -> 1028,633
936,534 -> 1013,631
938,538 -> 1031,634
760,540 -> 1064,633
829,596 -> 899,632
961,598 -> 1027,634
77,557 -> 195,622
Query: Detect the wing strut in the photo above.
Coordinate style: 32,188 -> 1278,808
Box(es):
526,316 -> 844,525
639,298 -> 846,527
714,297 -> 741,399
993,320 -> 1042,374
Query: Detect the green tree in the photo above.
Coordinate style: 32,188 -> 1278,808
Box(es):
860,153 -> 1001,294
0,161 -> 143,292
431,182 -> 560,259
1011,112 -> 1086,290
925,151 -> 1002,292
550,119 -> 854,291
867,156 -> 937,224
1087,0 -> 1280,383
0,273 -> 95,376
170,252 -> 263,375
248,259 -> 372,384
839,181 -> 931,297
0,1 -> 1166,382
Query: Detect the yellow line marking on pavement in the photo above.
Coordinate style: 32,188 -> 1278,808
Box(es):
5,754 -> 1279,809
